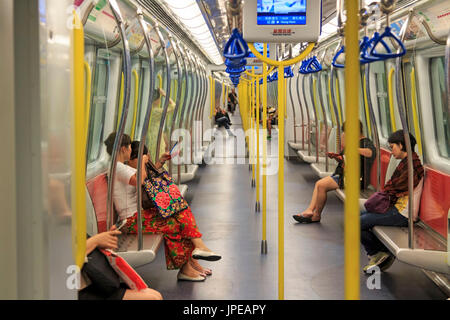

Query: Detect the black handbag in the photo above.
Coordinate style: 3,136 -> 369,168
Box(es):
82,247 -> 121,296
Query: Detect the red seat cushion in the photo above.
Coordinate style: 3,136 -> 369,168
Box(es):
86,173 -> 108,233
419,168 -> 450,239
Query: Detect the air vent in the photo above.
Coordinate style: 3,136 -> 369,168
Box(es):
136,0 -> 212,64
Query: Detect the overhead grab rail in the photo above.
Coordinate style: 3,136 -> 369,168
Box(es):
106,0 -> 132,231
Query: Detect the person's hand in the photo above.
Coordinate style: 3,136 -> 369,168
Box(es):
93,227 -> 122,250
159,88 -> 166,97
159,152 -> 171,163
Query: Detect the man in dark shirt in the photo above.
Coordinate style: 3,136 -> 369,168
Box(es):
293,120 -> 376,223
227,89 -> 238,114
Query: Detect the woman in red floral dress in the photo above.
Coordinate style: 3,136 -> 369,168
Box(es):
104,133 -> 221,282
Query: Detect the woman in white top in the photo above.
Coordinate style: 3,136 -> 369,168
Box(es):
105,132 -> 221,282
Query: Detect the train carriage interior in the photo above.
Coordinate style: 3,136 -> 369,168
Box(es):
1,0 -> 450,301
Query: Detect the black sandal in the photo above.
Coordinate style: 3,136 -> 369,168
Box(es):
293,214 -> 320,224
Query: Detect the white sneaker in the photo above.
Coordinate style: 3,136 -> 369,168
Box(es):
363,252 -> 390,273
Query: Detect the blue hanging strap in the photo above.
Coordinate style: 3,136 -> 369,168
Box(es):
225,58 -> 247,68
332,45 -> 345,68
223,28 -> 249,60
360,32 -> 391,62
284,66 -> 294,78
299,59 -> 308,74
369,27 -> 406,59
226,66 -> 246,74
306,56 -> 322,73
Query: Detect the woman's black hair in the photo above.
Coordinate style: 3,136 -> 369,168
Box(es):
130,141 -> 148,160
104,132 -> 131,156
341,120 -> 363,134
388,129 -> 417,152
153,89 -> 161,101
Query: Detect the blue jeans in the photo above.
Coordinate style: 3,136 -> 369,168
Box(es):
360,206 -> 408,256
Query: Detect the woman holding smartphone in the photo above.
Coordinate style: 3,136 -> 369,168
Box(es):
292,120 -> 376,223
104,133 -> 221,282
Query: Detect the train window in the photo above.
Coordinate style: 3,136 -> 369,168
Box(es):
429,57 -> 450,158
86,55 -> 109,164
372,61 -> 392,139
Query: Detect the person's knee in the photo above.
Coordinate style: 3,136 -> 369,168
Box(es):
143,288 -> 163,300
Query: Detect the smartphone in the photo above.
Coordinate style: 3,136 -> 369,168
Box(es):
170,142 -> 181,158
170,142 -> 179,155
114,219 -> 127,231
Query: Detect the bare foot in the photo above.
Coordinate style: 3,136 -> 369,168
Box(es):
180,262 -> 204,278
190,259 -> 212,276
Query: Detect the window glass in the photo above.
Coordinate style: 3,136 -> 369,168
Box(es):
372,61 -> 392,139
429,57 -> 450,158
86,54 -> 109,164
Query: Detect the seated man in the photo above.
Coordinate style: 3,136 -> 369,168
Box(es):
215,108 -> 234,136
293,120 -> 376,223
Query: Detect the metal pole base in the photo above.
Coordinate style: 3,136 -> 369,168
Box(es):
255,201 -> 260,212
261,240 -> 268,254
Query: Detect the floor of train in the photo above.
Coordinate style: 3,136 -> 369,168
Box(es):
135,112 -> 447,300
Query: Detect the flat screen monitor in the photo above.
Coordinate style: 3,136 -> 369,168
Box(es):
243,0 -> 321,43
257,0 -> 307,25
247,42 -> 269,57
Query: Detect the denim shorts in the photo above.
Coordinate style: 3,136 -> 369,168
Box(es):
330,174 -> 340,186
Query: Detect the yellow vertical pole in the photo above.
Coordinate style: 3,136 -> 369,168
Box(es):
388,68 -> 397,131
262,43 -> 268,250
344,0 -> 360,300
130,69 -> 139,139
222,82 -> 225,108
363,74 -> 372,139
256,70 -> 261,210
251,69 -> 256,185
83,61 -> 92,140
72,11 -> 86,269
277,64 -> 285,300
116,73 -> 124,130
410,68 -> 422,156
335,78 -> 343,124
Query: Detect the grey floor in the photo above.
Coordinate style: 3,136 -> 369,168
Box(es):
136,110 -> 447,300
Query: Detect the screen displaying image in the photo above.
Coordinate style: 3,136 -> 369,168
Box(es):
247,42 -> 270,58
257,0 -> 307,25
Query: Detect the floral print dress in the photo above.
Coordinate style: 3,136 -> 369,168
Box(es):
125,206 -> 202,270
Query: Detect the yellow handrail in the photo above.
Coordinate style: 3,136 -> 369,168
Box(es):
327,76 -> 336,126
344,0 -> 360,300
262,43 -> 268,247
116,72 -> 124,130
130,69 -> 139,139
84,61 -> 92,141
256,69 -> 261,210
248,42 -> 315,67
335,78 -> 343,124
388,68 -> 397,131
410,68 -> 422,156
72,11 -> 86,269
363,74 -> 372,139
157,73 -> 163,108
248,40 -> 315,301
